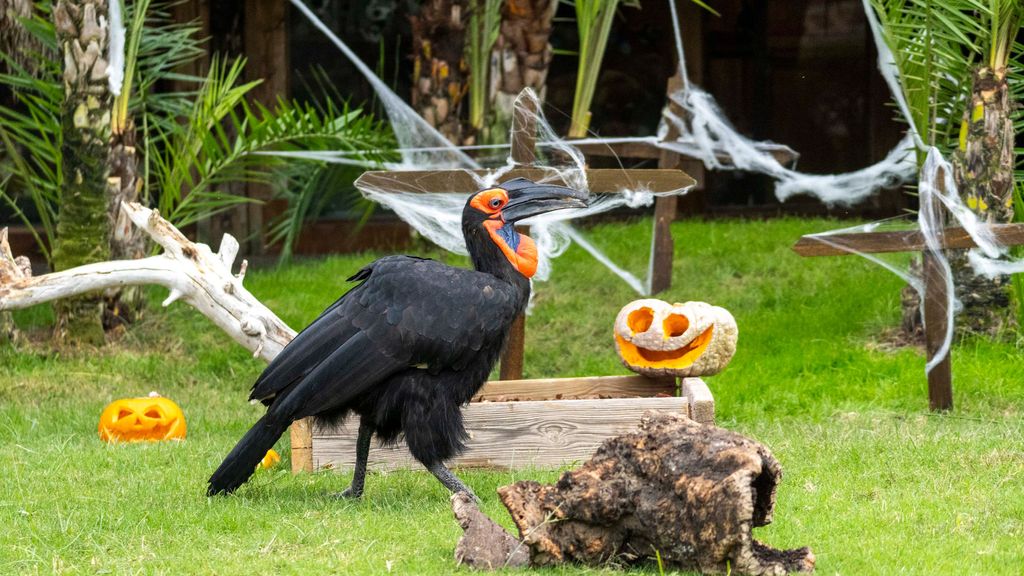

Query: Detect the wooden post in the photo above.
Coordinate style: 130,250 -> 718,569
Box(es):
290,416 -> 314,473
923,170 -> 953,411
500,93 -> 537,380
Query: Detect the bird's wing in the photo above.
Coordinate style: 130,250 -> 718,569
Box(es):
349,257 -> 521,371
249,256 -> 518,411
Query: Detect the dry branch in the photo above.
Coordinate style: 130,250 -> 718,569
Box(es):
0,202 -> 295,361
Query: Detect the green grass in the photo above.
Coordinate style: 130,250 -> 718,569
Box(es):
2,217 -> 1022,574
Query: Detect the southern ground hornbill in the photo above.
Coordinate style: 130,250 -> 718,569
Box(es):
208,178 -> 588,498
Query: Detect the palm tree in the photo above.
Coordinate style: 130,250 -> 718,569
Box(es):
51,0 -> 114,344
869,0 -> 1023,336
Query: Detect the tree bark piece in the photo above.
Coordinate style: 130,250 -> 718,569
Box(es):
452,492 -> 530,570
490,411 -> 814,575
410,0 -> 468,144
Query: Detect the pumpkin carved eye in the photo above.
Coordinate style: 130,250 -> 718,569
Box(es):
613,299 -> 738,378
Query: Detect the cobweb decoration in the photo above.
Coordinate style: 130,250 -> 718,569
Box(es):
288,0 -> 691,295
354,89 -> 689,291
289,0 -> 475,170
660,0 -> 918,206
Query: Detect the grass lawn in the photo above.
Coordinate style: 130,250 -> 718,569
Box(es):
2,217 -> 1022,575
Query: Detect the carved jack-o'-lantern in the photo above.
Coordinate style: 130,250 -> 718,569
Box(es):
98,393 -> 187,442
614,299 -> 737,377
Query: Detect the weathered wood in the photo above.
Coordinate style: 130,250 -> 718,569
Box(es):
792,223 -> 1024,257
313,395 -> 700,471
290,416 -> 313,473
474,374 -> 677,402
575,140 -> 798,167
499,314 -> 526,381
355,168 -> 696,196
650,195 -> 678,294
682,377 -> 715,423
922,175 -> 953,411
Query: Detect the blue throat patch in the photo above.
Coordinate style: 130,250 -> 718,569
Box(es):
497,221 -> 520,252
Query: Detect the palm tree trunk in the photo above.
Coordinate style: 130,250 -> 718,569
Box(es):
489,0 -> 557,143
51,0 -> 113,345
410,0 -> 468,144
903,66 -> 1016,338
950,66 -> 1015,335
105,117 -> 145,331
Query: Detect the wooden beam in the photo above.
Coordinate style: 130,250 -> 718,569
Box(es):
650,195 -> 678,294
474,374 -> 677,402
355,168 -> 696,196
792,223 -> 1024,257
312,396 -> 700,471
575,141 -> 798,167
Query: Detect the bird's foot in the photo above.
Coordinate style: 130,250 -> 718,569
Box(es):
331,485 -> 363,499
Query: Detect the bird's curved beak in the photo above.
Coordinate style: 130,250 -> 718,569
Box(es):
500,181 -> 589,224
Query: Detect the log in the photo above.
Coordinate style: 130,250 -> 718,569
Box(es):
455,411 -> 815,574
0,203 -> 296,362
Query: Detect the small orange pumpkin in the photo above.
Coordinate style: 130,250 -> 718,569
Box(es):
98,393 -> 187,442
259,449 -> 281,469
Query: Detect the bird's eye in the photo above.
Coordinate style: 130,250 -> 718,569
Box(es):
490,198 -> 502,209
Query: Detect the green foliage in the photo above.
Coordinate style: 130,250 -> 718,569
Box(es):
568,0 -> 641,138
0,1 -> 395,264
2,218 -> 1023,573
868,0 -> 1023,154
465,0 -> 502,134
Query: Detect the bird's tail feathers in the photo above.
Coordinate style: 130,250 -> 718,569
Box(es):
207,414 -> 288,496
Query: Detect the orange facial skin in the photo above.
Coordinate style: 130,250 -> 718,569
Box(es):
473,188 -> 539,278
483,219 -> 539,278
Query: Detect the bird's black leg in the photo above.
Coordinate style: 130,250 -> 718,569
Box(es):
426,462 -> 477,500
337,417 -> 373,499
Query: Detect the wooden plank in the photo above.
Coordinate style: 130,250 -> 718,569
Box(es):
355,168 -> 696,196
290,417 -> 313,473
681,377 -> 715,423
312,396 -> 692,471
474,374 -> 677,402
792,223 -> 1024,257
576,141 -> 798,167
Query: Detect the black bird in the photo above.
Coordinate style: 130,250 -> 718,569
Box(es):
207,178 -> 587,498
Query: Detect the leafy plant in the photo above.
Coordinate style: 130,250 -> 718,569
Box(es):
567,0 -> 717,138
0,1 -> 395,265
465,0 -> 502,139
869,0 -> 1022,154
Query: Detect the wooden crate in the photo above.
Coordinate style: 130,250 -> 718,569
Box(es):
306,376 -> 714,472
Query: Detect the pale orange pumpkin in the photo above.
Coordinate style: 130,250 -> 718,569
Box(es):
614,299 -> 737,377
98,394 -> 187,442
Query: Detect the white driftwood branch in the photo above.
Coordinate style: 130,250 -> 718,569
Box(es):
0,203 -> 295,362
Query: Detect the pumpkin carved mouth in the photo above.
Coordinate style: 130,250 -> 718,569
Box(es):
615,325 -> 714,368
